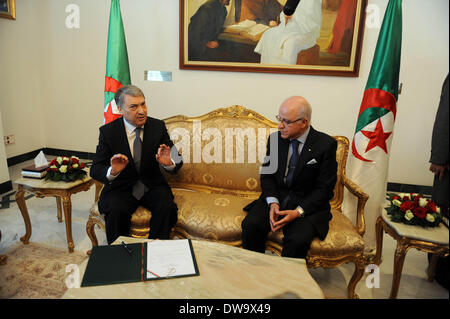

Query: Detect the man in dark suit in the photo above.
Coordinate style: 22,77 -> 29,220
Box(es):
188,0 -> 230,61
242,96 -> 337,258
90,85 -> 182,244
428,74 -> 449,290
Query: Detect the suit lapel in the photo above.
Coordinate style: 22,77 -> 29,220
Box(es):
140,118 -> 154,171
278,134 -> 290,182
115,118 -> 133,162
293,126 -> 317,177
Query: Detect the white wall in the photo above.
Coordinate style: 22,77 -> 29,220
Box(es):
0,0 -> 448,187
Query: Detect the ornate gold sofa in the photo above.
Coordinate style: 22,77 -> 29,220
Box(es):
86,106 -> 368,298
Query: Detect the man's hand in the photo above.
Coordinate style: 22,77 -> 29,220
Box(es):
110,154 -> 129,176
269,20 -> 278,27
284,14 -> 293,25
430,163 -> 448,181
156,144 -> 173,166
271,209 -> 299,232
269,203 -> 280,232
206,41 -> 219,49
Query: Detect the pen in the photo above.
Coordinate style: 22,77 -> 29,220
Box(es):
121,241 -> 132,255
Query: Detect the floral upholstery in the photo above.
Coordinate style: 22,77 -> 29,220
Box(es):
86,106 -> 369,298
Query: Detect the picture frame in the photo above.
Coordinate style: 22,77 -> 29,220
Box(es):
180,0 -> 367,77
0,0 -> 15,20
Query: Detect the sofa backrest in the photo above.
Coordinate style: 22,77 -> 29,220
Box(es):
163,105 -> 349,207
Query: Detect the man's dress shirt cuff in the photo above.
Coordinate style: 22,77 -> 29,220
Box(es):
106,166 -> 119,181
266,197 -> 279,206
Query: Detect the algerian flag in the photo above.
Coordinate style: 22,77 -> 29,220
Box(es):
344,0 -> 402,250
104,0 -> 131,124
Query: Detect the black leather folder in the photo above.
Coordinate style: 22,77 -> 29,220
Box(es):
80,240 -> 199,287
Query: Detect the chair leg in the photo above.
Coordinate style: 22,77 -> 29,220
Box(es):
348,259 -> 365,299
374,216 -> 384,265
86,216 -> 98,255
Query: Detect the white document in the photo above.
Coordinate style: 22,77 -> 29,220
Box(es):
146,239 -> 198,280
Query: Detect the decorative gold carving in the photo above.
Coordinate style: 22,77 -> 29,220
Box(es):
16,178 -> 94,253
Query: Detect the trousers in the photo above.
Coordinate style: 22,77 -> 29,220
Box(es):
241,198 -> 317,258
99,184 -> 178,244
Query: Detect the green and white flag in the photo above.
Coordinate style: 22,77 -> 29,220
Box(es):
104,0 -> 131,124
344,0 -> 402,249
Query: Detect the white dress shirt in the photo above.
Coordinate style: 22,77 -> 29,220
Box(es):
106,117 -> 175,181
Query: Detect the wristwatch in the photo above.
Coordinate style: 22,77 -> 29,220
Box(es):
296,206 -> 305,218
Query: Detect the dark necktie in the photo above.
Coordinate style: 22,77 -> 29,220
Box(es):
132,127 -> 145,200
286,139 -> 300,188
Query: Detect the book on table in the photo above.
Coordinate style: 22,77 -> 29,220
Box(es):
21,163 -> 49,179
80,239 -> 199,287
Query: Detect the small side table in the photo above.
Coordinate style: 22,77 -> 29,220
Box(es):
375,208 -> 449,299
15,175 -> 94,253
0,230 -> 6,265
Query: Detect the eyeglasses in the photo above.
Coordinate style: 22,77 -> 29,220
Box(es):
276,115 -> 303,125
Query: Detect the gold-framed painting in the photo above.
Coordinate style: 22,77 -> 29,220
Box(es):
0,0 -> 15,20
180,0 -> 368,77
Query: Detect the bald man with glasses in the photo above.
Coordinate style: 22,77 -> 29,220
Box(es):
242,96 -> 337,258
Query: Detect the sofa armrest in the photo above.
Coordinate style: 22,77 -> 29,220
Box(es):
343,176 -> 369,236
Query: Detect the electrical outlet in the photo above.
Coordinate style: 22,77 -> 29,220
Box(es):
4,135 -> 15,145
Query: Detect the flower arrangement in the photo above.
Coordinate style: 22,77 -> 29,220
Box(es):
45,156 -> 87,182
386,193 -> 443,228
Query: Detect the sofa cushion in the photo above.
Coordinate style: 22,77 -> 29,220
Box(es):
173,188 -> 255,243
267,209 -> 364,258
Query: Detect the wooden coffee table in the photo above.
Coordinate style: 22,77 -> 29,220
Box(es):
15,175 -> 94,253
63,236 -> 325,299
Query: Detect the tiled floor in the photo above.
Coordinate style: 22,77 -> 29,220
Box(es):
0,159 -> 448,299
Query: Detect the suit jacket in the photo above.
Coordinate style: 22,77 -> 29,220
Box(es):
90,117 -> 183,206
430,74 -> 449,206
245,126 -> 337,240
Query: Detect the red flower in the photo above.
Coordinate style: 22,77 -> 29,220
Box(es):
392,196 -> 401,200
71,158 -> 79,164
400,201 -> 414,212
425,200 -> 434,211
80,163 -> 85,169
50,159 -> 58,166
413,207 -> 427,219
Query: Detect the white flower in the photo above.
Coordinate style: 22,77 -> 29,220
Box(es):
426,214 -> 435,223
418,198 -> 428,208
399,193 -> 410,199
392,199 -> 402,207
436,206 -> 441,213
72,163 -> 79,169
56,157 -> 63,165
63,156 -> 70,162
59,165 -> 67,173
404,210 -> 414,221
50,165 -> 57,169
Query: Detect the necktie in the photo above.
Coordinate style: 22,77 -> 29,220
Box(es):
132,127 -> 145,200
285,139 -> 300,188
133,127 -> 142,170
